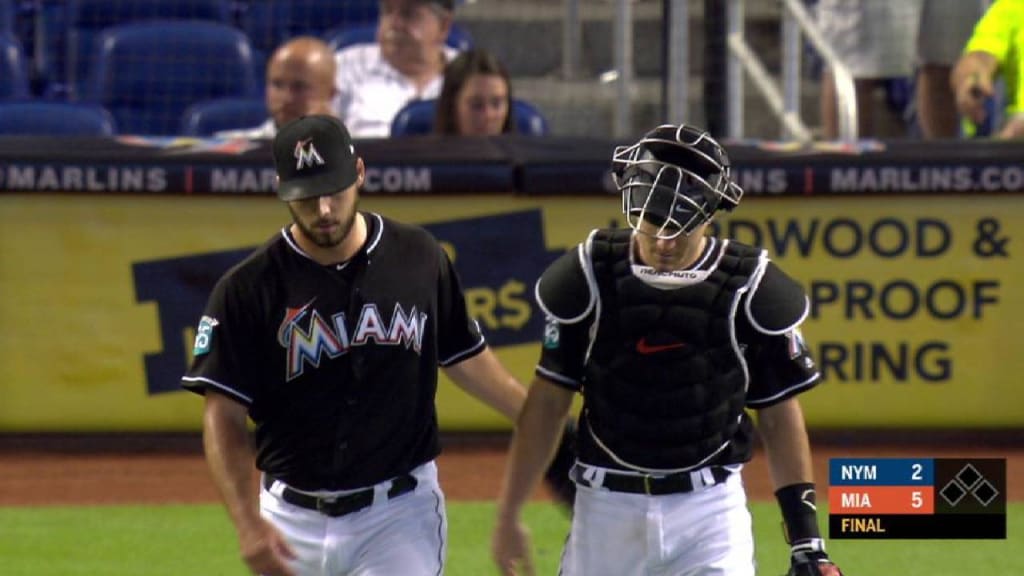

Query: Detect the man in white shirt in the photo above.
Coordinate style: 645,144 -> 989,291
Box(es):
333,0 -> 458,138
217,37 -> 338,140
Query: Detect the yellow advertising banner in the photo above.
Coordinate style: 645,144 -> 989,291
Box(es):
709,195 -> 1019,428
0,193 -> 1018,431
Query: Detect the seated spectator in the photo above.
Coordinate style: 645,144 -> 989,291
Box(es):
950,0 -> 1024,139
217,36 -> 337,139
334,0 -> 458,138
816,0 -> 921,139
435,48 -> 512,136
914,0 -> 986,139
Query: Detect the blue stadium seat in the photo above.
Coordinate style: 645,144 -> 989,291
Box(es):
250,47 -> 268,97
0,0 -> 14,35
65,0 -> 233,98
390,98 -> 550,137
235,1 -> 287,52
180,97 -> 268,136
235,0 -> 288,87
285,0 -> 379,37
0,34 -> 29,99
446,23 -> 474,51
83,20 -> 258,135
0,100 -> 116,135
389,99 -> 436,136
511,99 -> 550,135
26,1 -> 70,97
324,22 -> 473,52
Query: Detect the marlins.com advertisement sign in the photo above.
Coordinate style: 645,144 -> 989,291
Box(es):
0,193 -> 1019,431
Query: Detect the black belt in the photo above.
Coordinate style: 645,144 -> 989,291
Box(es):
570,463 -> 731,495
263,474 -> 418,517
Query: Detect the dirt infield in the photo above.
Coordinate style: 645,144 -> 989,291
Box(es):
0,433 -> 1021,506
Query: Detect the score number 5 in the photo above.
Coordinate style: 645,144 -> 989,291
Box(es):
911,463 -> 924,509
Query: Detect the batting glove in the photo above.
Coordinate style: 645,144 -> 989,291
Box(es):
786,538 -> 844,576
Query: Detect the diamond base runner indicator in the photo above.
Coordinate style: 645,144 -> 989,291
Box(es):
828,458 -> 1006,539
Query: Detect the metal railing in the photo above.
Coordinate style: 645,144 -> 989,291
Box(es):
561,0 -> 636,138
665,0 -> 689,126
726,0 -> 858,142
612,0 -> 634,137
563,0 -> 856,140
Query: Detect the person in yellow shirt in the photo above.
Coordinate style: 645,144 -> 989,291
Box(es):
951,0 -> 1024,139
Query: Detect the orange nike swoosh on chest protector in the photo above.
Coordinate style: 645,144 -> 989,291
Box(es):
635,338 -> 687,354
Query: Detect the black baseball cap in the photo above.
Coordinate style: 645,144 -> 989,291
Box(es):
272,115 -> 359,202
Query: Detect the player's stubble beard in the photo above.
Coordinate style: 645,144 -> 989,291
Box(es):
289,202 -> 358,249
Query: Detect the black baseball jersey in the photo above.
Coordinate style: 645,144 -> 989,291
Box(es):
182,212 -> 485,491
535,232 -> 820,469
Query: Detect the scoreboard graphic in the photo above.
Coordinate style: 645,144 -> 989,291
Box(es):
828,458 -> 1006,539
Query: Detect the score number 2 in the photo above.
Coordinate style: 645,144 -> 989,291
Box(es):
911,463 -> 924,509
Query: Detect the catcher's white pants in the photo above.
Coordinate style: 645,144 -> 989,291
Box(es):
560,464 -> 755,576
259,460 -> 447,576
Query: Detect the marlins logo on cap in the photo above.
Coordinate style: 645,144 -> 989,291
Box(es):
293,138 -> 325,170
273,115 -> 359,201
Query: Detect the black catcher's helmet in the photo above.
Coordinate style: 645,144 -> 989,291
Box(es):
612,124 -> 743,239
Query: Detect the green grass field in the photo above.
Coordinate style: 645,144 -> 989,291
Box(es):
0,502 -> 1019,574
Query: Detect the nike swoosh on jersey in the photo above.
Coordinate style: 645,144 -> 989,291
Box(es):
635,337 -> 687,354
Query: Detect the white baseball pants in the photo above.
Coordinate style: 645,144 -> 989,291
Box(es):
560,465 -> 755,576
259,460 -> 447,576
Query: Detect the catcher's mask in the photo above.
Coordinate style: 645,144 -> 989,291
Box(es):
613,124 -> 743,239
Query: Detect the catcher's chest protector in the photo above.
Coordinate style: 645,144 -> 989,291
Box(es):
581,229 -> 763,471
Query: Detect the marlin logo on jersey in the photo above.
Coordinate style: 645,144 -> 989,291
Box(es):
294,138 -> 324,170
277,299 -> 428,381
786,327 -> 808,359
192,315 -> 219,356
543,317 -> 560,349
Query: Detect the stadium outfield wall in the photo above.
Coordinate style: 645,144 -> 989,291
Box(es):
0,135 -> 1021,432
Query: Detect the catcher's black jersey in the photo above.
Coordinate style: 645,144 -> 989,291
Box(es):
182,212 -> 484,490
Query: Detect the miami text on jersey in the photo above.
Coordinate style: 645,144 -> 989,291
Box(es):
277,300 -> 428,381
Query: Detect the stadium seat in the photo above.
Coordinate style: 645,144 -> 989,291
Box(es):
324,22 -> 473,52
389,99 -> 436,136
0,0 -> 14,36
0,100 -> 116,135
23,1 -> 69,97
390,98 -> 551,137
235,0 -> 287,52
0,34 -> 29,99
511,99 -> 551,136
83,20 -> 258,136
235,0 -> 288,88
179,98 -> 268,136
285,0 -> 379,37
65,0 -> 232,98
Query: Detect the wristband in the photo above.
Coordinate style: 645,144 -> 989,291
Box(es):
774,482 -> 821,544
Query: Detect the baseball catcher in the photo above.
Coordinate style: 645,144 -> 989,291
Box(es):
492,123 -> 845,576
